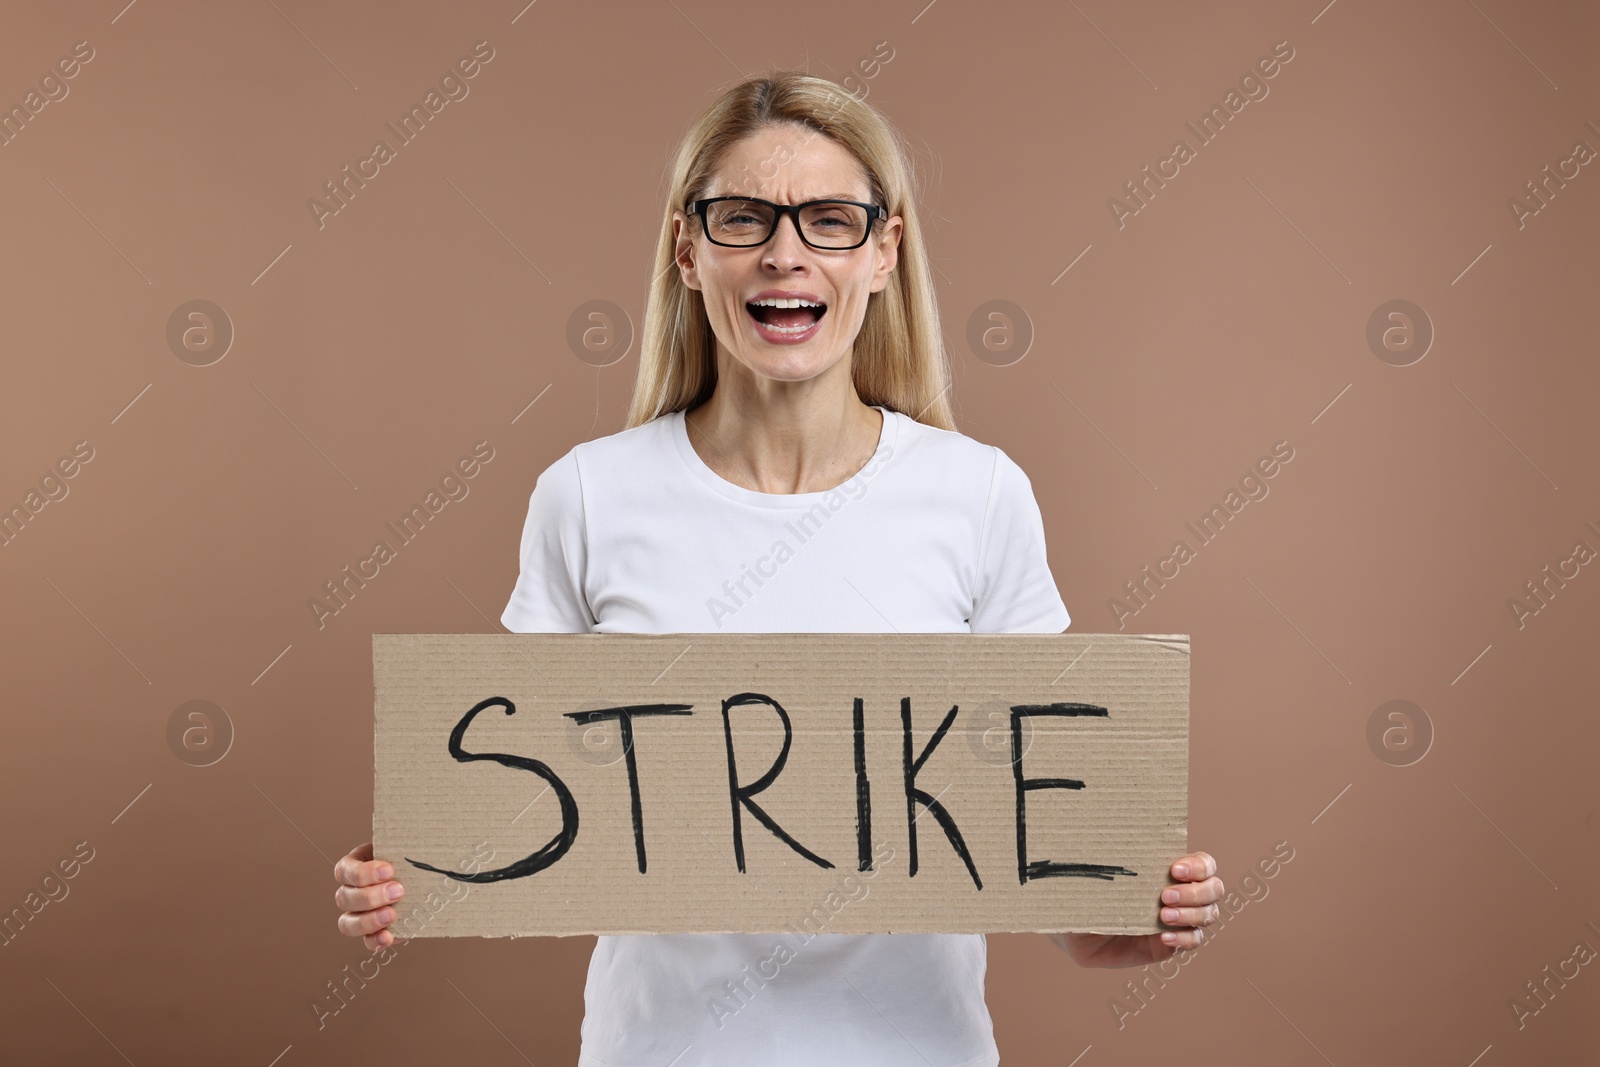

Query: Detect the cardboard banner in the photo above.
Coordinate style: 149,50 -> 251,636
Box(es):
373,633 -> 1188,937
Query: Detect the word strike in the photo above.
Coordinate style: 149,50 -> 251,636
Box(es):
406,693 -> 1138,890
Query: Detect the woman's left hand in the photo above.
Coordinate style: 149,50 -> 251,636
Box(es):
1052,851 -> 1223,968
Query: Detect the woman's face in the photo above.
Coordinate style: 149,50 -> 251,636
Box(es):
672,125 -> 902,391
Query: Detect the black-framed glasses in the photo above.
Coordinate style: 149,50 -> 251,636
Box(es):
687,196 -> 887,250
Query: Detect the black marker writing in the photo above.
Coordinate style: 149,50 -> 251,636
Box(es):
853,697 -> 874,872
408,696 -> 579,883
721,692 -> 833,872
565,703 -> 694,873
902,698 -> 982,889
1010,704 -> 1139,884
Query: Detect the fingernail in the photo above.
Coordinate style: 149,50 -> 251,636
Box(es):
386,883 -> 404,901
1161,908 -> 1178,923
1174,863 -> 1188,878
1162,888 -> 1179,904
1161,932 -> 1177,943
377,864 -> 394,880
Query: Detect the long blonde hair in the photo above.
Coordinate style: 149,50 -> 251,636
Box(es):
624,69 -> 955,432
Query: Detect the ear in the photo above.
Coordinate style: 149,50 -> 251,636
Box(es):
673,212 -> 703,293
868,214 -> 903,295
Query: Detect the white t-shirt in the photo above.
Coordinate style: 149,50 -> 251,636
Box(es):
500,404 -> 1072,1067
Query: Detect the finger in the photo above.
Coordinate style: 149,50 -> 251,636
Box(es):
364,929 -> 407,952
1160,902 -> 1221,928
1158,925 -> 1208,950
334,842 -> 373,883
334,880 -> 405,912
334,845 -> 396,888
1160,876 -> 1224,907
1172,851 -> 1216,881
336,906 -> 396,939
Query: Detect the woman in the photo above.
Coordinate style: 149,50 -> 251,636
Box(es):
335,70 -> 1222,1065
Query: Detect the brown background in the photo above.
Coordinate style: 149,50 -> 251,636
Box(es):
1,1 -> 1595,1064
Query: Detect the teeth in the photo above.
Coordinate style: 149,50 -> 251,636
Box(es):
748,297 -> 824,308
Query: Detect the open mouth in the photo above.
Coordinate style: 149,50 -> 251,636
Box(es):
746,300 -> 827,338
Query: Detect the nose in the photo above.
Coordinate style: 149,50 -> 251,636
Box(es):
762,210 -> 811,267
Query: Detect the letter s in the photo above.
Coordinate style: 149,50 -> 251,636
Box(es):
73,840 -> 96,864
406,696 -> 578,882
1271,440 -> 1295,463
1272,39 -> 1295,63
72,440 -> 95,463
472,439 -> 495,463
472,41 -> 495,63
1272,839 -> 1295,863
72,40 -> 95,62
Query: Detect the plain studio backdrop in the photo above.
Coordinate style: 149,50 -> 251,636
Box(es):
0,1 -> 1595,1065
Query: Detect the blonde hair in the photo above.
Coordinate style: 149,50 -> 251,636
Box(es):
624,69 -> 955,432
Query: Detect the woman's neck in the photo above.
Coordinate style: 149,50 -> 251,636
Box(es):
683,383 -> 883,495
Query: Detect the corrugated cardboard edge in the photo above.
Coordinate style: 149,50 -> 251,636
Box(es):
1133,632 -> 1190,934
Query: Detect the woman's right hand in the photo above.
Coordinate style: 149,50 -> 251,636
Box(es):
334,842 -> 406,951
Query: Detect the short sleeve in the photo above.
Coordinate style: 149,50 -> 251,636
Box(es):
499,448 -> 597,634
968,448 -> 1072,634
